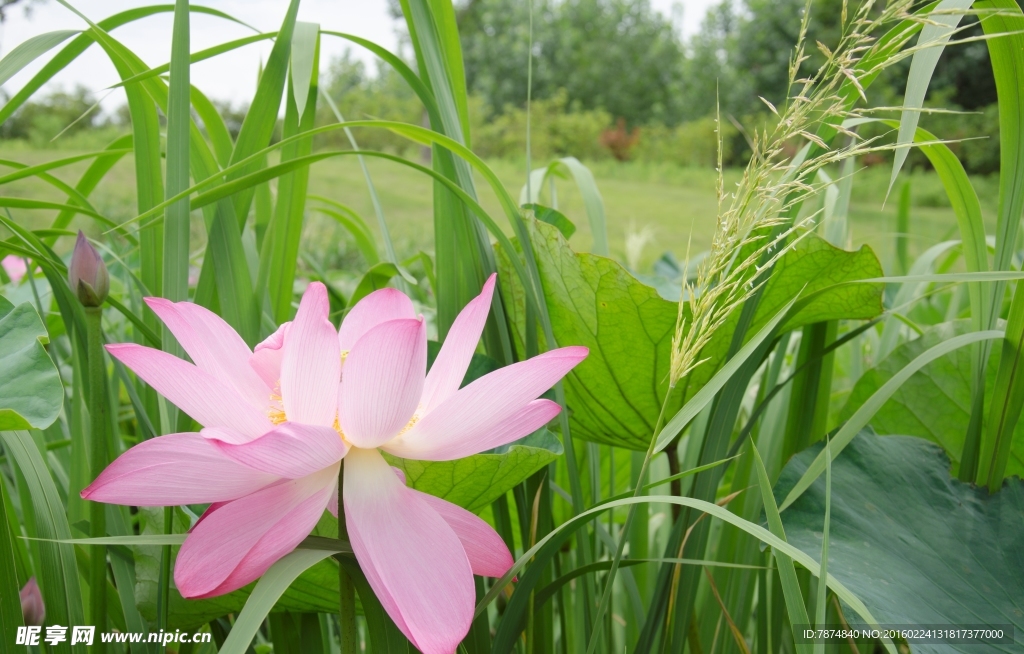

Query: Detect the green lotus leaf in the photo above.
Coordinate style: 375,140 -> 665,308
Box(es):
776,430 -> 1024,652
0,296 -> 63,431
499,219 -> 883,449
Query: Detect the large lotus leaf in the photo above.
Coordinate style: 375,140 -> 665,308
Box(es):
0,295 -> 63,430
385,428 -> 562,513
838,320 -> 1024,478
498,219 -> 883,449
776,431 -> 1024,653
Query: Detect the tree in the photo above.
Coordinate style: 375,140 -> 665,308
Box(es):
458,0 -> 687,125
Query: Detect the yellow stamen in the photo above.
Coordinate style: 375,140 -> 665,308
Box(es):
267,384 -> 286,424
397,413 -> 419,437
268,407 -> 287,425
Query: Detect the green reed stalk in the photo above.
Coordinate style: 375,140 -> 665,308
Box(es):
337,461 -> 358,653
85,306 -> 107,648
586,391 -> 673,653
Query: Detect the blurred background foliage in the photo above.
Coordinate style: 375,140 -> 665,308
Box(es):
0,0 -> 1010,172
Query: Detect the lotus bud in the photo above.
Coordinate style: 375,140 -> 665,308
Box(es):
20,577 -> 45,626
69,231 -> 109,307
2,254 -> 27,284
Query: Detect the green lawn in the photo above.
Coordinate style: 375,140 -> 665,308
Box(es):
0,144 -> 995,273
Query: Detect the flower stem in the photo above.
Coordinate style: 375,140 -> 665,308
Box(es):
337,460 -> 358,652
85,306 -> 108,649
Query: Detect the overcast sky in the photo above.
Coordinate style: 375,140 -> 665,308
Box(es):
0,0 -> 718,110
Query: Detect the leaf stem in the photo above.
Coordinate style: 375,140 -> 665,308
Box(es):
337,460 -> 358,652
85,306 -> 108,649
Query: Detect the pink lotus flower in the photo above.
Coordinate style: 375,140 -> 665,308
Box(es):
82,274 -> 587,654
2,255 -> 27,283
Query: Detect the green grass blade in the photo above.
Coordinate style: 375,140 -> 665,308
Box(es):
218,550 -> 337,654
977,0 -> 1024,278
318,84 -> 402,278
522,158 -> 608,255
39,535 -> 187,546
426,0 -> 472,143
110,32 -> 272,91
105,505 -> 156,654
0,149 -> 130,186
0,4 -> 247,124
309,200 -> 380,265
896,181 -> 911,274
260,24 -> 319,323
983,280 -> 1024,488
483,494 -> 892,654
320,30 -> 441,125
888,0 -> 973,195
878,120 -> 990,324
0,476 -> 24,645
751,437 -> 811,654
339,558 -> 413,652
162,0 -> 192,311
877,240 -> 962,358
0,163 -> 127,239
1,431 -> 86,654
400,0 -> 503,356
66,18 -> 168,341
0,29 -> 79,86
189,86 -> 234,167
87,21 -> 258,343
290,22 -> 319,120
779,330 -> 1005,512
48,134 -> 134,241
0,197 -> 108,222
812,438 -> 831,654
226,0 -> 300,225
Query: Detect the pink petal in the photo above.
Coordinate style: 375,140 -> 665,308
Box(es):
385,398 -> 560,461
385,346 -> 587,460
338,287 -> 415,353
344,448 -> 473,654
146,298 -> 270,409
198,426 -> 251,445
81,433 -> 277,505
414,491 -> 513,578
280,283 -> 340,426
339,319 -> 426,449
328,484 -> 338,518
174,465 -> 336,598
106,344 -> 274,440
190,501 -> 228,532
210,422 -> 347,478
250,322 -> 291,388
420,274 -> 495,414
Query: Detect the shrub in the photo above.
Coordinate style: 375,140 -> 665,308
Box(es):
632,116 -> 738,168
600,118 -> 641,161
473,90 -> 612,160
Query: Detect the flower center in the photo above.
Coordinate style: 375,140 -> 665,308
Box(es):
268,385 -> 287,425
267,382 -> 348,443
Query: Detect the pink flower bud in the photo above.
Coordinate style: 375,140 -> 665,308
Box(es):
20,577 -> 45,626
2,255 -> 27,283
68,231 -> 109,307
